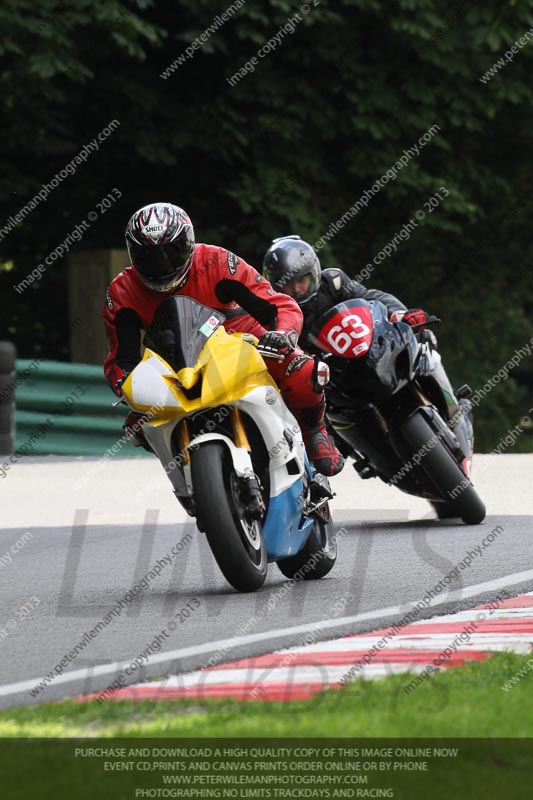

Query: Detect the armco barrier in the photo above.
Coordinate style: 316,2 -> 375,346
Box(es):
14,359 -> 150,457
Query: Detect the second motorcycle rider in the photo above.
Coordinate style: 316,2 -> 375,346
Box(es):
263,234 -> 473,444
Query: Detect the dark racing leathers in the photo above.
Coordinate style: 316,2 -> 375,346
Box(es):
103,244 -> 343,475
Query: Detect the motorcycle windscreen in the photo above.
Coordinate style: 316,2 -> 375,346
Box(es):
310,301 -> 374,358
144,296 -> 226,372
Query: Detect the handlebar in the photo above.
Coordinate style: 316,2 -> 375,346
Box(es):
255,345 -> 285,362
237,333 -> 284,360
411,315 -> 441,332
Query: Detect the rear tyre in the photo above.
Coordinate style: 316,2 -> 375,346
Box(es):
277,504 -> 337,580
190,442 -> 267,592
431,500 -> 459,520
400,413 -> 486,525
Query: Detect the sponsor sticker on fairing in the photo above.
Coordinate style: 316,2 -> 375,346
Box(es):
198,315 -> 220,337
265,387 -> 278,405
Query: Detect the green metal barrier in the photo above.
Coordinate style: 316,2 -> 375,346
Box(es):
14,360 -> 150,456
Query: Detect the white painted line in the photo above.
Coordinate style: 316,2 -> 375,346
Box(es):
2,570 -> 533,700
392,607 -> 533,623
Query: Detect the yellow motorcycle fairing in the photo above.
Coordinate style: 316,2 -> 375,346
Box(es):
122,326 -> 280,424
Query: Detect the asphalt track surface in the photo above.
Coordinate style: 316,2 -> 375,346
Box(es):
0,454 -> 531,709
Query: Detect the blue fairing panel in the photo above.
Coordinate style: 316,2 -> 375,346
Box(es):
263,479 -> 314,561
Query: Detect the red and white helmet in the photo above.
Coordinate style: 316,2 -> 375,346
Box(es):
125,203 -> 195,292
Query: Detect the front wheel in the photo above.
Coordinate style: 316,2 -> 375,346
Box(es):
277,504 -> 337,580
400,412 -> 486,525
190,442 -> 267,592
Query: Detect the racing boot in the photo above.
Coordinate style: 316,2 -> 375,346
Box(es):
296,399 -> 345,477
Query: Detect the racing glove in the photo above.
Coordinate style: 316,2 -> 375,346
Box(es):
258,330 -> 298,358
391,308 -> 429,331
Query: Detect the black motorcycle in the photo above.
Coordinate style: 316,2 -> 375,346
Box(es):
309,299 -> 486,525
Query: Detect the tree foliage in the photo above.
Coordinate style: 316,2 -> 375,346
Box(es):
1,0 -> 532,449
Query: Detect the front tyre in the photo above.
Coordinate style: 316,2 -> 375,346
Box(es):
190,442 -> 267,592
277,504 -> 337,580
400,413 -> 486,525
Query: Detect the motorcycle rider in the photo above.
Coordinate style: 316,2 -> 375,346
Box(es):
263,235 -> 473,445
263,235 -> 420,340
103,205 -> 344,477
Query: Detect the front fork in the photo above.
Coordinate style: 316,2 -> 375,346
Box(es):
177,418 -> 191,464
177,408 -> 252,457
181,409 -> 266,521
229,407 -> 265,520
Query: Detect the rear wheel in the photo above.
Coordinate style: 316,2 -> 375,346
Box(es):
432,500 -> 460,520
400,413 -> 486,525
277,504 -> 337,580
190,442 -> 267,592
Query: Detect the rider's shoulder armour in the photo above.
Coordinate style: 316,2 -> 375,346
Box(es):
321,268 -> 354,298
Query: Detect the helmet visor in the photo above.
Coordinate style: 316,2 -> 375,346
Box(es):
280,268 -> 319,304
129,240 -> 192,291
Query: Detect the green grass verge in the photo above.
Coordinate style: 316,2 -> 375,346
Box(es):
1,651 -> 533,738
2,654 -> 533,799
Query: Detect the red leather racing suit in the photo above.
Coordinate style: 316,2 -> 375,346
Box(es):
103,243 -> 321,412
